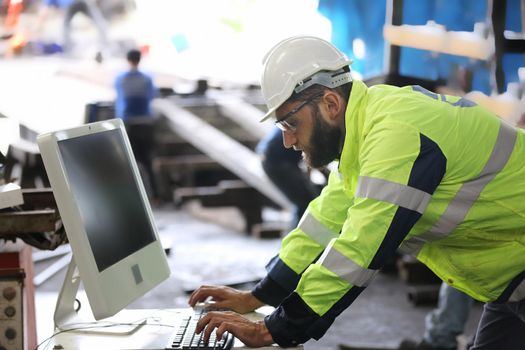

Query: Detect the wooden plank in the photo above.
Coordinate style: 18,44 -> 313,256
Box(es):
21,188 -> 56,209
152,99 -> 292,210
0,210 -> 58,235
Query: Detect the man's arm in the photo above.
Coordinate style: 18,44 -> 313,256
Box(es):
251,170 -> 351,307
265,122 -> 447,346
189,171 -> 350,312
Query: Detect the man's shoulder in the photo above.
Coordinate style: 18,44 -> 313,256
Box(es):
139,70 -> 154,81
116,70 -> 149,80
363,84 -> 402,112
128,70 -> 153,81
367,83 -> 401,98
115,70 -> 130,79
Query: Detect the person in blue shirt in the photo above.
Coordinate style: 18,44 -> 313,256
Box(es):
115,49 -> 159,201
114,49 -> 157,120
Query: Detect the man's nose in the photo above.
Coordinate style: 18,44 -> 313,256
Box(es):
282,130 -> 296,149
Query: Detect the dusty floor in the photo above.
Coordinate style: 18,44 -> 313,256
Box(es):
34,205 -> 483,350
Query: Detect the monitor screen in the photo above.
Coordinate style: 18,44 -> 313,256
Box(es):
38,119 -> 170,324
58,129 -> 156,272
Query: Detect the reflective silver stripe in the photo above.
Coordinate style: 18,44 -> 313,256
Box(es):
355,176 -> 432,214
412,85 -> 476,108
450,98 -> 477,107
412,85 -> 438,99
318,239 -> 378,287
297,211 -> 338,247
509,279 -> 525,302
402,121 -> 518,255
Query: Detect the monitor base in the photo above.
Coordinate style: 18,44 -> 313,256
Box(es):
54,258 -> 144,335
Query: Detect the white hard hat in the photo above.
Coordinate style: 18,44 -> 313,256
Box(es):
260,36 -> 353,122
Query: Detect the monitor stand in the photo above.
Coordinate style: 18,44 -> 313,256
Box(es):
54,257 -> 145,335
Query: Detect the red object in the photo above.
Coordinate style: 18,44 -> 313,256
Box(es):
5,0 -> 23,29
140,44 -> 150,56
0,252 -> 20,269
0,247 -> 36,350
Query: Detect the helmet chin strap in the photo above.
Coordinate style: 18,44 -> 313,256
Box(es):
294,68 -> 353,94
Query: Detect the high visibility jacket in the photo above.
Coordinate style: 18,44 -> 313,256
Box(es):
253,80 -> 525,347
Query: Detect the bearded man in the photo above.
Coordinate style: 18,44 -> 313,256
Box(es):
189,36 -> 525,350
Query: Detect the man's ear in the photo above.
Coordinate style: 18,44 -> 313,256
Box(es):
322,91 -> 344,121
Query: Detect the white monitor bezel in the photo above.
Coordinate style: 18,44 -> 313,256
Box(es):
37,119 -> 170,322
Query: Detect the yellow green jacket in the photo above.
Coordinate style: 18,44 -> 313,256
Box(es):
254,80 -> 525,347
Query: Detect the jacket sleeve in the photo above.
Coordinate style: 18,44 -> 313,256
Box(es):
252,170 -> 351,306
265,122 -> 447,346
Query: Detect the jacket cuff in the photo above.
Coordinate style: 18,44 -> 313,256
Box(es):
263,292 -> 318,347
252,274 -> 290,307
265,255 -> 302,293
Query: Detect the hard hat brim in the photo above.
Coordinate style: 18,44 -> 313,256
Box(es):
259,109 -> 276,123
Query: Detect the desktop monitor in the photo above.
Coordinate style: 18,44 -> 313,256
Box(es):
37,119 -> 170,329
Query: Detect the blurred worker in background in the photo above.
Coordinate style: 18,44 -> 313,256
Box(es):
188,36 -> 525,350
114,48 -> 158,202
256,127 -> 320,229
35,0 -> 108,55
400,282 -> 474,350
114,48 -> 157,120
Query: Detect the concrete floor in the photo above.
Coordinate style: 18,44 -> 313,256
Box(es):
34,205 -> 483,350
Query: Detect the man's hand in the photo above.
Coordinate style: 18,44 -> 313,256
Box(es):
188,285 -> 264,314
196,311 -> 274,348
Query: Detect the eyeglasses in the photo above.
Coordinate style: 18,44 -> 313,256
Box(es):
275,92 -> 324,132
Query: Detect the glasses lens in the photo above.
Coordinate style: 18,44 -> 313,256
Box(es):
276,120 -> 294,132
275,91 -> 323,132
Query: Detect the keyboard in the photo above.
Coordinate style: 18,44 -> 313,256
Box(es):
165,308 -> 234,349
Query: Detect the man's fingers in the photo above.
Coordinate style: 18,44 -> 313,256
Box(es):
188,287 -> 209,306
215,318 -> 261,347
196,312 -> 236,337
195,313 -> 211,334
194,312 -> 272,348
216,321 -> 235,341
188,286 -> 220,306
202,317 -> 225,343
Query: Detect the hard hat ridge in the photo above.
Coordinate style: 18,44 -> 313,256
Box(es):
294,68 -> 352,94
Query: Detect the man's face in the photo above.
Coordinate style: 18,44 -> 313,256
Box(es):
302,104 -> 342,168
277,97 -> 342,169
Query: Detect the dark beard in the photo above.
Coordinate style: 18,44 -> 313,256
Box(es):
303,106 -> 342,168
